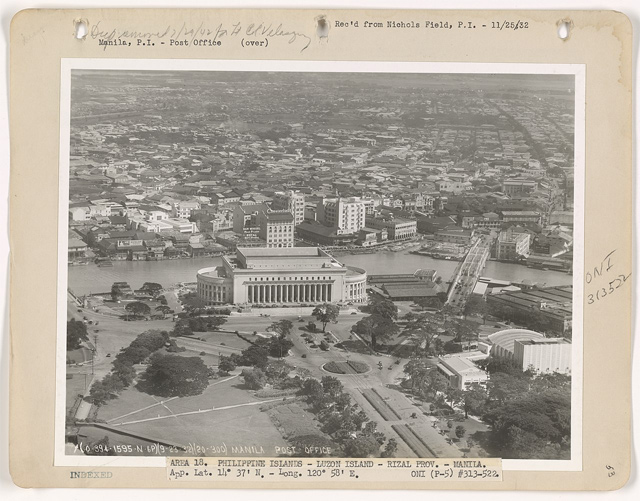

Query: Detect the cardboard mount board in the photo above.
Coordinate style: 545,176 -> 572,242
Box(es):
9,8 -> 632,490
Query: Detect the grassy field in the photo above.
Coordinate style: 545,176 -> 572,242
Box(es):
94,369 -> 288,455
66,372 -> 91,413
190,331 -> 253,351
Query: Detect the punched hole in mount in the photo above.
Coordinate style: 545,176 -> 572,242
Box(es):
316,16 -> 329,38
74,19 -> 88,40
557,21 -> 570,40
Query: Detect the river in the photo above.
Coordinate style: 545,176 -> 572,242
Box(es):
68,251 -> 572,297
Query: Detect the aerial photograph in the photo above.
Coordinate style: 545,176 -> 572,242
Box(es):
63,69 -> 575,461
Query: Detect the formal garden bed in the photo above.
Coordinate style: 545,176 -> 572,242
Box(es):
323,360 -> 370,374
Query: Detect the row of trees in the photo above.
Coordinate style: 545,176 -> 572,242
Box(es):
299,376 -> 397,458
172,315 -> 228,337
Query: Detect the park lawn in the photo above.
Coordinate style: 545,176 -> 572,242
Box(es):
172,348 -> 220,366
66,373 -> 91,413
190,331 -> 253,351
67,347 -> 93,364
100,372 -> 259,424
96,384 -> 174,423
95,369 -> 288,453
120,403 -> 288,455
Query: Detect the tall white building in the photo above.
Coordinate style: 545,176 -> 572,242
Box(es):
513,338 -> 572,375
257,210 -> 295,248
271,190 -> 305,226
172,200 -> 201,219
316,197 -> 366,235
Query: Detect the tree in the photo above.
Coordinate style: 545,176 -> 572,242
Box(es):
405,313 -> 441,356
433,338 -> 446,356
369,298 -> 398,320
381,438 -> 398,458
403,359 -> 431,397
463,295 -> 488,323
444,386 -> 464,410
67,319 -> 88,350
172,319 -> 193,337
242,368 -> 267,390
116,345 -> 151,366
343,435 -> 381,458
438,304 -> 457,323
312,304 -> 340,332
268,319 -> 294,338
301,378 -> 325,403
130,330 -> 169,352
155,305 -> 172,318
321,376 -> 344,398
208,316 -> 228,331
446,318 -> 480,351
141,282 -> 163,295
267,320 -> 295,357
455,425 -> 466,440
112,362 -> 137,387
218,355 -> 236,375
415,296 -> 443,311
89,373 -> 125,406
238,345 -> 269,369
111,284 -> 123,302
352,315 -> 399,351
463,383 -> 487,418
125,301 -> 151,319
138,354 -> 210,397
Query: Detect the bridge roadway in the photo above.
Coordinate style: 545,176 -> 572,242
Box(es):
445,236 -> 491,310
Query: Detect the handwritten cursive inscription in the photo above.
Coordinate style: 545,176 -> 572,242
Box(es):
90,20 -> 311,52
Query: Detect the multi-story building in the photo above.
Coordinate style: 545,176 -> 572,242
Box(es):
460,212 -> 501,230
271,190 -> 305,226
316,197 -> 366,235
172,200 -> 201,219
437,356 -> 489,390
434,227 -> 475,245
257,210 -> 295,248
232,203 -> 270,236
366,217 -> 417,240
502,179 -> 538,196
499,210 -> 542,224
436,179 -> 467,194
196,247 -> 367,305
496,229 -> 530,261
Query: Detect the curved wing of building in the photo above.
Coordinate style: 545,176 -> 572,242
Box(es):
488,328 -> 571,374
488,329 -> 545,359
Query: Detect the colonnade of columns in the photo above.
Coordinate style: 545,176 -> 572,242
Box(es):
246,283 -> 332,303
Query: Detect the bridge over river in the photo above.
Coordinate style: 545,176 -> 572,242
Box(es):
446,238 -> 491,310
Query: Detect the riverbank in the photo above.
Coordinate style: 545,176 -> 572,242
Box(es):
68,250 -> 573,297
